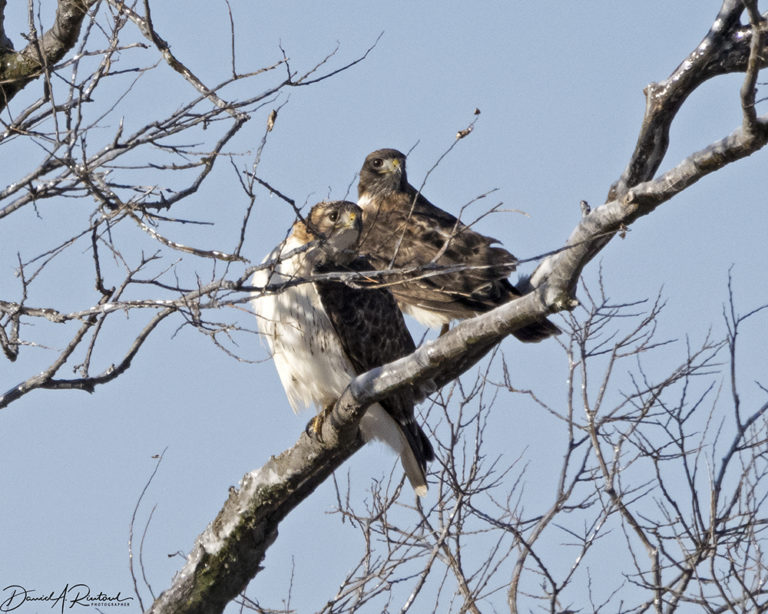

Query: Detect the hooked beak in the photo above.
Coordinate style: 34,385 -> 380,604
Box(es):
385,158 -> 401,174
341,209 -> 363,234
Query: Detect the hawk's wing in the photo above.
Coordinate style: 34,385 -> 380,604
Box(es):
359,189 -> 561,341
314,257 -> 434,491
314,257 -> 416,372
359,190 -> 518,313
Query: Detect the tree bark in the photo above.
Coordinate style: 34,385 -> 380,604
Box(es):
0,0 -> 98,111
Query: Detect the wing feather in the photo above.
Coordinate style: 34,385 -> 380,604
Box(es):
314,257 -> 435,491
359,189 -> 561,340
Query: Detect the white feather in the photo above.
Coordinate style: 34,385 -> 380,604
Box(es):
399,300 -> 453,329
252,237 -> 351,411
359,404 -> 403,452
361,405 -> 428,496
357,192 -> 374,211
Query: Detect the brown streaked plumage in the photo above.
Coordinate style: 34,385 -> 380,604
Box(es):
357,148 -> 560,342
251,200 -> 434,496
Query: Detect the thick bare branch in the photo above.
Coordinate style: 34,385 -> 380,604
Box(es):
0,0 -> 99,111
146,406 -> 367,614
530,111 -> 768,302
608,1 -> 768,200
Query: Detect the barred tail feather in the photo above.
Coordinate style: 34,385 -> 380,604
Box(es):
360,404 -> 433,497
399,443 -> 429,497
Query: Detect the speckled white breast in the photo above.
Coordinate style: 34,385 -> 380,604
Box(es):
251,236 -> 407,458
251,237 -> 354,412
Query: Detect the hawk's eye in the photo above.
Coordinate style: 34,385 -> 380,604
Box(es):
371,158 -> 383,169
328,211 -> 338,222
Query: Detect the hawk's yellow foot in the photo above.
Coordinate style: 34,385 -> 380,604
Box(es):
306,404 -> 334,442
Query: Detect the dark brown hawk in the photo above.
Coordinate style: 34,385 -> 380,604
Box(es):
251,200 -> 434,496
357,148 -> 560,342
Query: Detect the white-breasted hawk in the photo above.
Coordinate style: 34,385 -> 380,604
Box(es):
251,200 -> 434,496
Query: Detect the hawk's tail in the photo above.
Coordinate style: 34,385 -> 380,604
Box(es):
360,404 -> 434,497
398,425 -> 435,497
512,317 -> 562,343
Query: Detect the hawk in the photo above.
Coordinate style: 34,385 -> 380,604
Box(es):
251,200 -> 434,496
357,148 -> 560,342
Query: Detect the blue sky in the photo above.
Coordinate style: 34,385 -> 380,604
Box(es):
1,1 -> 766,612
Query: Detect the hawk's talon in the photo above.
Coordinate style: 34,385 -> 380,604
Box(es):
306,404 -> 333,443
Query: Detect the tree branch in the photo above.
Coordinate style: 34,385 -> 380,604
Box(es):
608,1 -> 768,200
146,406 -> 367,614
0,0 -> 98,111
147,4 -> 768,612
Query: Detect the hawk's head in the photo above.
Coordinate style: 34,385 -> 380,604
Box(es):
292,200 -> 363,265
358,148 -> 408,197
